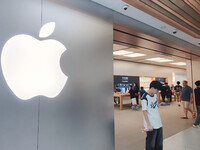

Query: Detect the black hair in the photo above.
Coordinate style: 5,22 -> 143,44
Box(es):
177,81 -> 180,85
195,80 -> 200,86
129,85 -> 132,88
116,85 -> 119,87
165,82 -> 168,85
141,87 -> 144,89
150,81 -> 162,90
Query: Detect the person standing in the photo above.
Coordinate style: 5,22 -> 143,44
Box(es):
142,81 -> 163,150
129,85 -> 137,110
161,84 -> 166,103
133,83 -> 139,106
193,80 -> 200,127
174,81 -> 182,107
165,83 -> 171,102
140,86 -> 146,98
180,80 -> 195,119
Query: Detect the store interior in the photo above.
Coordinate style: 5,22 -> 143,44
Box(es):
113,24 -> 195,150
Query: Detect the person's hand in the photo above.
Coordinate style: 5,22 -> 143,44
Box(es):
147,124 -> 154,131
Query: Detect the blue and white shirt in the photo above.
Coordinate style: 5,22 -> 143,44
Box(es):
141,93 -> 162,129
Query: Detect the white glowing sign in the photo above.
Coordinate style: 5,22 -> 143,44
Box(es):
1,22 -> 68,100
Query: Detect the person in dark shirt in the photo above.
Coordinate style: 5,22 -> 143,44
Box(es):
180,80 -> 194,119
174,81 -> 182,107
140,87 -> 146,98
193,80 -> 200,127
165,82 -> 171,102
161,84 -> 166,102
129,85 -> 137,110
114,86 -> 121,104
133,83 -> 139,106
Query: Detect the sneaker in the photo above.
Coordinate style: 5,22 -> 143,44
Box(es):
132,107 -> 137,110
137,105 -> 140,109
193,124 -> 199,128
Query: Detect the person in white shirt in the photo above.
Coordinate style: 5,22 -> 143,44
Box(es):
142,81 -> 163,150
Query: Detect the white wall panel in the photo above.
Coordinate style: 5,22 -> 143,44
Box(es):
114,60 -> 186,85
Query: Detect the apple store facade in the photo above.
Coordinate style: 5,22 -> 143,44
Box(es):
0,0 -> 200,150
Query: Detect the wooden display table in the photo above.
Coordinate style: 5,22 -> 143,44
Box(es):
114,93 -> 130,110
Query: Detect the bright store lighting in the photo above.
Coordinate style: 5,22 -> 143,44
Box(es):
146,57 -> 173,62
113,50 -> 132,55
146,57 -> 164,61
157,59 -> 173,62
170,62 -> 186,66
124,53 -> 146,57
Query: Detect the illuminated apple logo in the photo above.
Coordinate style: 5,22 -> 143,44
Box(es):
1,22 -> 68,100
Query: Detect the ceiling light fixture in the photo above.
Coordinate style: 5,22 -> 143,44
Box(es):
113,50 -> 132,55
170,62 -> 186,66
124,53 -> 146,57
157,59 -> 173,62
146,57 -> 173,62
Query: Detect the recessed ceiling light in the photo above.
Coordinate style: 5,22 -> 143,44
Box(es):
124,53 -> 146,57
113,50 -> 133,55
170,62 -> 186,66
146,57 -> 164,61
146,57 -> 173,62
158,59 -> 173,62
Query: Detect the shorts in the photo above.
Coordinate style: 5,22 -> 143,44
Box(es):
131,98 -> 137,105
182,101 -> 190,109
166,93 -> 170,98
176,93 -> 180,97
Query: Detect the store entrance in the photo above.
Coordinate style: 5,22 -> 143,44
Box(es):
113,24 -> 197,150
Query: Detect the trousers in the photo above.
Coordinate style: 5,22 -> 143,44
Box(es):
146,127 -> 163,150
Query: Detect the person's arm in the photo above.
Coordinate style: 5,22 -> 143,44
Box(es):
190,87 -> 193,104
124,90 -> 130,95
142,98 -> 153,131
142,111 -> 153,131
190,93 -> 193,104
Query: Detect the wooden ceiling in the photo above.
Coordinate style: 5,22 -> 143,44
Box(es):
123,0 -> 200,38
113,24 -> 200,69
